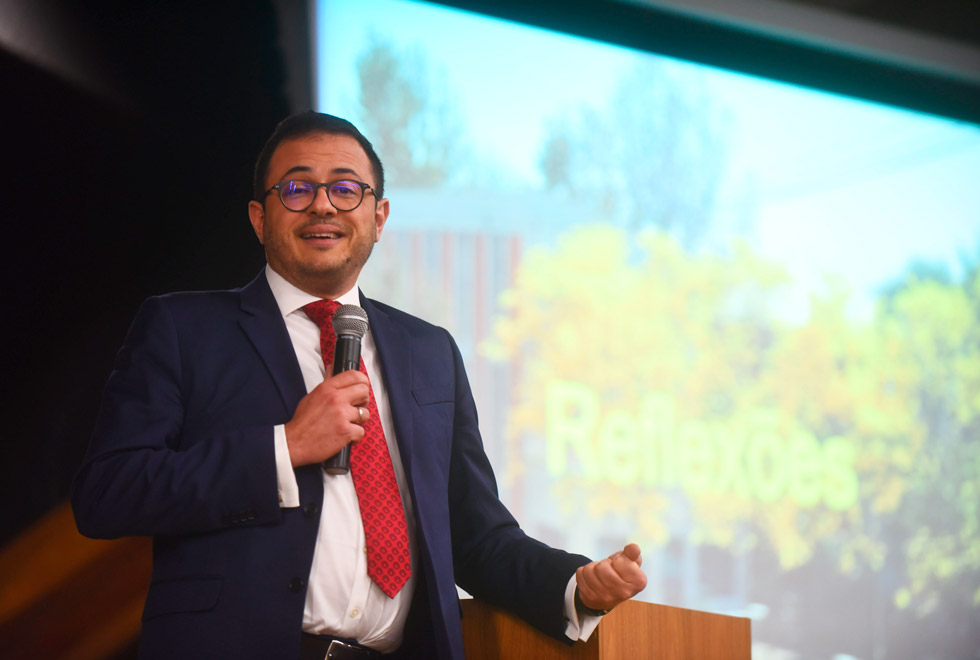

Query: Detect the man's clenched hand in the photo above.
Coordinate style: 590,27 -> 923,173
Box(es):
575,543 -> 647,612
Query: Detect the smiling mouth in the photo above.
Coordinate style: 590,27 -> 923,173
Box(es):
302,232 -> 342,239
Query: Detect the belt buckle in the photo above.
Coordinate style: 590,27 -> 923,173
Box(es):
326,639 -> 363,659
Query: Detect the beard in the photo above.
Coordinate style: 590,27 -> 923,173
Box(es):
263,222 -> 377,298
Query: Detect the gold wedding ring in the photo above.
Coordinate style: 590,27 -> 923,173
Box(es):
356,407 -> 364,424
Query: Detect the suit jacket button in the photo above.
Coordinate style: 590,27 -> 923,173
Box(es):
288,577 -> 307,593
303,503 -> 320,518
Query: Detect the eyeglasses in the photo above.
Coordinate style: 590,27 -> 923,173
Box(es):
265,179 -> 378,212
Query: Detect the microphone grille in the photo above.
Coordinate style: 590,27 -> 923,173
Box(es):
331,304 -> 369,338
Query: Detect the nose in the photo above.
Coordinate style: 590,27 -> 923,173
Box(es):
309,184 -> 336,215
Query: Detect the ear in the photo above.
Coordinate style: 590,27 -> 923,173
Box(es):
373,197 -> 390,242
248,200 -> 266,244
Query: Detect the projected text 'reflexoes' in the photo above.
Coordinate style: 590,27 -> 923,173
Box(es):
545,379 -> 859,511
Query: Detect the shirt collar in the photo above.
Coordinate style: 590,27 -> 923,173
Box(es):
264,265 -> 361,318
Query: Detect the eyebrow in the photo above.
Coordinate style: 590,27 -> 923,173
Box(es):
281,166 -> 312,179
279,166 -> 362,180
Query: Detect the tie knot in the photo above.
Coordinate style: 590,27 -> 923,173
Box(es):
302,299 -> 341,330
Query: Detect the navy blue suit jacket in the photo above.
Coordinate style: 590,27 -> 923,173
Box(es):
72,272 -> 589,660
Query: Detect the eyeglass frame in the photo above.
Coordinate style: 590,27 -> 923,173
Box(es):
264,178 -> 379,212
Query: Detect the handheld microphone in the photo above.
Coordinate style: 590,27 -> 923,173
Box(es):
324,304 -> 370,476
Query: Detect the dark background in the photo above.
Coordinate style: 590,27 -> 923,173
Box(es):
2,0 -> 978,548
1,0 -> 289,546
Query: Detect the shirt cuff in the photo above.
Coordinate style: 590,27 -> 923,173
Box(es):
274,424 -> 300,508
563,573 -> 602,642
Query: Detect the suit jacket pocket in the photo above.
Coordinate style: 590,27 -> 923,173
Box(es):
142,575 -> 223,621
412,385 -> 454,406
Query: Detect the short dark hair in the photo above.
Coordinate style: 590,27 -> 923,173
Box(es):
253,111 -> 385,203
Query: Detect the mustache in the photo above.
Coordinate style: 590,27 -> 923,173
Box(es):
299,218 -> 347,231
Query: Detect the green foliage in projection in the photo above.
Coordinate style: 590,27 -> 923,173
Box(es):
878,265 -> 980,616
483,224 -> 980,616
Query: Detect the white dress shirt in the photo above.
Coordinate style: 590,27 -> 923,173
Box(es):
263,266 -> 599,651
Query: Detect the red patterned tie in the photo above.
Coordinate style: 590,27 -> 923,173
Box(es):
302,299 -> 411,598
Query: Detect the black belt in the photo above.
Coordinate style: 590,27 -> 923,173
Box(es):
300,632 -> 386,660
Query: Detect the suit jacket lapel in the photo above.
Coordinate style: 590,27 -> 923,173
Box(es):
238,271 -> 324,496
361,294 -> 418,480
238,271 -> 308,412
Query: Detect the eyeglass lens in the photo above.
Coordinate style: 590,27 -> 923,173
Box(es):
279,180 -> 365,211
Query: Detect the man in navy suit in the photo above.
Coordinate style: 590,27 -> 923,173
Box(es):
72,112 -> 646,660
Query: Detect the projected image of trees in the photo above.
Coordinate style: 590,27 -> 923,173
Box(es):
485,226 -> 980,653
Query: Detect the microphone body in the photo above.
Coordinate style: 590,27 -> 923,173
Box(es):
323,305 -> 369,475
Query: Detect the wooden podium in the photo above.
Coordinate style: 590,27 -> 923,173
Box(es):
461,598 -> 751,660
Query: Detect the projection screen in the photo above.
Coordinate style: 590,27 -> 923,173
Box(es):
315,1 -> 980,657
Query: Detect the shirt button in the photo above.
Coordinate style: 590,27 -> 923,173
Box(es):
350,608 -> 359,618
